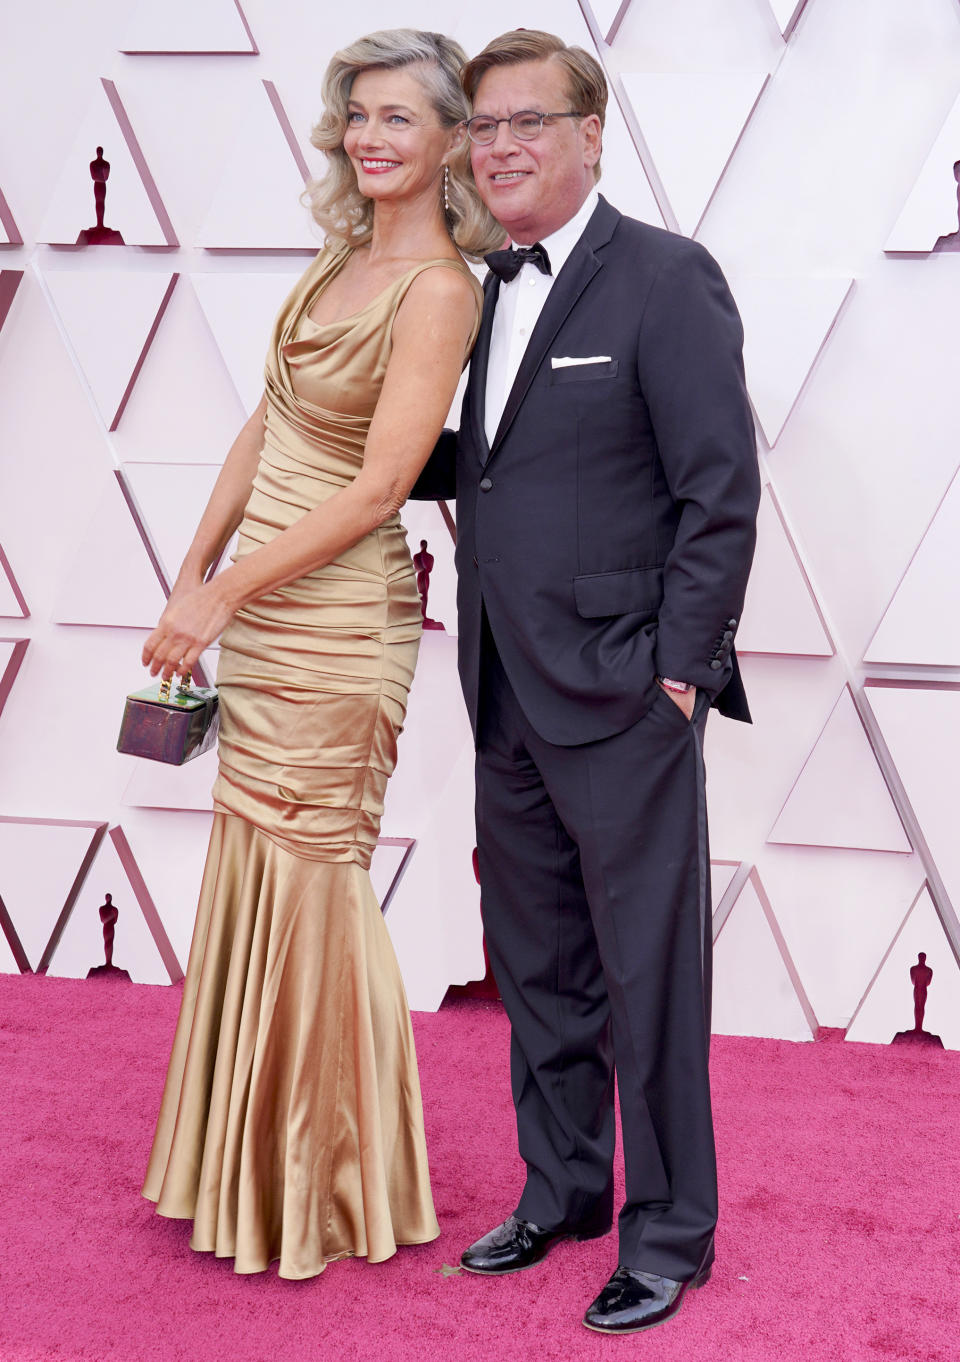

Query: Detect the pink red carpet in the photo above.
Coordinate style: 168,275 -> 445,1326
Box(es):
1,973 -> 958,1361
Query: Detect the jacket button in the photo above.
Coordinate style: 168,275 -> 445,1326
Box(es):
479,477 -> 493,492
710,659 -> 723,670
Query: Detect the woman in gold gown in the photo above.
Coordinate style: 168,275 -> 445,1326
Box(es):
139,30 -> 502,1280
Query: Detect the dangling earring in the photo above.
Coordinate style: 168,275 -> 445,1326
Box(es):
443,165 -> 450,214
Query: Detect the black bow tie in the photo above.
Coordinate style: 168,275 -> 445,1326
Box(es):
485,242 -> 552,283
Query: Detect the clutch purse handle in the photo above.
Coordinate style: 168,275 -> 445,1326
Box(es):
158,670 -> 193,703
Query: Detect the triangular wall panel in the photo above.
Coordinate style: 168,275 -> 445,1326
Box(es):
885,92 -> 960,252
381,631 -> 485,1009
587,0 -> 631,44
712,871 -> 816,1041
0,271 -> 22,335
51,471 -> 168,627
846,885 -> 960,1049
768,686 -> 911,853
0,543 -> 29,618
865,683 -> 960,912
43,826 -> 180,985
602,0 -> 781,64
42,270 -> 178,430
0,818 -> 107,970
371,837 -> 416,916
37,79 -> 177,247
108,272 -> 247,466
191,272 -> 304,413
122,745 -> 218,812
760,846 -> 925,1028
384,737 -> 484,1010
196,82 -> 318,249
620,71 -> 768,235
703,654 -> 844,864
711,860 -> 740,909
117,811 -> 213,969
0,274 -> 136,611
767,0 -> 809,39
0,186 -> 22,245
736,485 -> 833,656
121,0 -> 257,54
123,463 -> 222,585
864,465 -> 960,666
710,860 -> 744,932
596,80 -> 667,230
734,275 -> 853,446
0,902 -> 28,972
0,639 -> 28,720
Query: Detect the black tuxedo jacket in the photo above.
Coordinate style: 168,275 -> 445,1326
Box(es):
411,195 -> 760,747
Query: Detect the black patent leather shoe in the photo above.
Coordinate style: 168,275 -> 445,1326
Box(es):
581,1263 -> 712,1334
460,1212 -> 610,1275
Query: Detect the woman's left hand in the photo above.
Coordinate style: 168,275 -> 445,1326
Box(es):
142,581 -> 234,680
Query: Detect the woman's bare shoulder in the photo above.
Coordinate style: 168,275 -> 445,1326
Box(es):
399,260 -> 481,314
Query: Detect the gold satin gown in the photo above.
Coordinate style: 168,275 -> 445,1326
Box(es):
142,242 -> 482,1279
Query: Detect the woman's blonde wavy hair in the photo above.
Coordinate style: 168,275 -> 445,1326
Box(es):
305,29 -> 505,261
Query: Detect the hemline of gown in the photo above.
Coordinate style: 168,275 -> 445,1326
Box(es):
141,810 -> 440,1281
141,1227 -> 443,1281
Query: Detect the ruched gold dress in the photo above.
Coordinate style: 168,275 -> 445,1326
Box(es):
141,242 -> 482,1279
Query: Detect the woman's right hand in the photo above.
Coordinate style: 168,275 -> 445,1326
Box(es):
142,576 -> 236,681
143,571 -> 203,677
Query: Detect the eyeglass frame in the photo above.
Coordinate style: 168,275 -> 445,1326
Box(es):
462,110 -> 585,145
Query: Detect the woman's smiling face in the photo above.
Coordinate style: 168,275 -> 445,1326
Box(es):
343,65 -> 459,207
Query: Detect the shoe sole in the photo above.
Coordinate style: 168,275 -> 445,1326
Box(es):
580,1268 -> 712,1335
582,1315 -> 677,1336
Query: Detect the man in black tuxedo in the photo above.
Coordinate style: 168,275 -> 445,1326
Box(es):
412,29 -> 759,1334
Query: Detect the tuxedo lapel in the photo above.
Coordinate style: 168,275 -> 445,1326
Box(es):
489,196 -> 620,458
467,272 -> 499,467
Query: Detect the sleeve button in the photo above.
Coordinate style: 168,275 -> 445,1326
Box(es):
710,659 -> 723,670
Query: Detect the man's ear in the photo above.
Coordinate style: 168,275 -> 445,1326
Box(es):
582,114 -> 602,169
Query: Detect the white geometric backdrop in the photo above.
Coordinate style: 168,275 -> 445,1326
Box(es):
2,0 -> 959,1047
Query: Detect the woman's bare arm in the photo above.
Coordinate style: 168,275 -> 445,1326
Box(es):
142,269 -> 477,679
167,395 -> 267,595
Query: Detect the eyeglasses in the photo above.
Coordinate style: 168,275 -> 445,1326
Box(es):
463,110 -> 584,145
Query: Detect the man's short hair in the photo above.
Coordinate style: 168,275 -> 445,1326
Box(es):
462,29 -> 608,181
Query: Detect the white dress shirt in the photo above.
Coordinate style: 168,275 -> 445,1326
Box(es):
484,189 -> 599,447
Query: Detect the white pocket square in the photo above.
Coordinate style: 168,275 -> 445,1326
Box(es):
551,355 -> 612,369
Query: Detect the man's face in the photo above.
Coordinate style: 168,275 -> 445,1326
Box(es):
469,59 -> 601,244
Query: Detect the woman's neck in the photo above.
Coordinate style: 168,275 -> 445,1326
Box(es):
366,184 -> 455,263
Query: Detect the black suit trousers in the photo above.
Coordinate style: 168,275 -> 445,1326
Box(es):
475,622 -> 717,1281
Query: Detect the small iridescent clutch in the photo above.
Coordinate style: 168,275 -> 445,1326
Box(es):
117,671 -> 219,765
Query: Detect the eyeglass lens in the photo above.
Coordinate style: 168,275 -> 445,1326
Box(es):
468,112 -> 546,144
